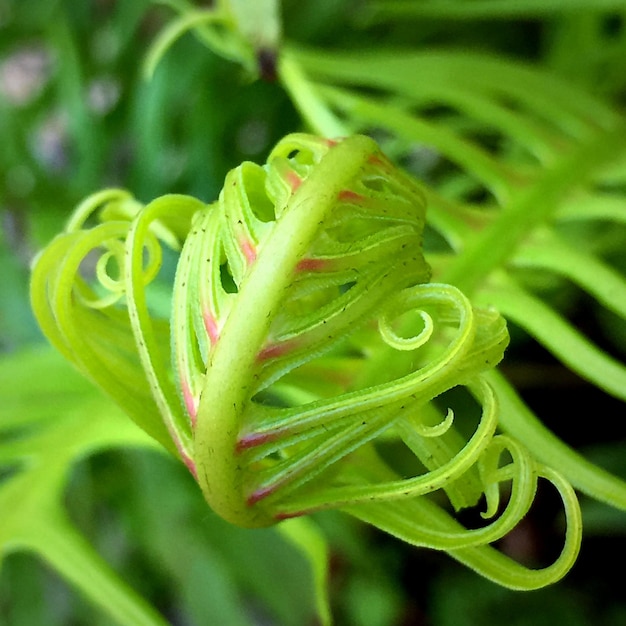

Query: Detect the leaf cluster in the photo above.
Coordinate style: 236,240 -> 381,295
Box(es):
2,1 -> 626,625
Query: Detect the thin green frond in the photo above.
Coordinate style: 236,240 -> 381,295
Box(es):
481,273 -> 626,402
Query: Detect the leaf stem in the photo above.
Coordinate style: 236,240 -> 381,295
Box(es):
441,122 -> 626,295
194,136 -> 381,527
31,511 -> 169,626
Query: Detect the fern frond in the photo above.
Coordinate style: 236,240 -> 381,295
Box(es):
280,47 -> 626,517
31,132 -> 577,588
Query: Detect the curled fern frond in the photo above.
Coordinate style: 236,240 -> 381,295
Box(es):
280,46 -> 626,515
31,133 -> 581,588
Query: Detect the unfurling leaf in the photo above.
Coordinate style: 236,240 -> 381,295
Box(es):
31,133 -> 581,589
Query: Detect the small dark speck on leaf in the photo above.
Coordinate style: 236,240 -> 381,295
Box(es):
257,48 -> 278,81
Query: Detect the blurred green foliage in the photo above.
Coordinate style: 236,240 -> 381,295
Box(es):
2,1 -> 626,625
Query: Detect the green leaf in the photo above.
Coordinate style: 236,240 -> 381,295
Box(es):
0,348 -> 167,626
278,517 -> 332,626
480,272 -> 626,402
489,369 -> 626,511
367,0 -> 626,20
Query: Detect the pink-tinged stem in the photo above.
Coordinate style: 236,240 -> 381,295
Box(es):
286,170 -> 302,192
257,340 -> 293,361
275,510 -> 307,521
240,238 -> 257,265
170,431 -> 197,478
338,189 -> 366,204
296,257 -> 327,272
203,309 -> 220,345
181,379 -> 198,426
236,430 -> 279,452
182,453 -> 198,479
247,483 -> 278,506
367,152 -> 391,169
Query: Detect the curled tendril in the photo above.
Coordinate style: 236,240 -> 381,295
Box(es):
378,305 -> 434,351
30,133 -> 582,589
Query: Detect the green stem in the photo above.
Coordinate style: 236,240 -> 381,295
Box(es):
487,370 -> 626,510
512,228 -> 626,318
480,273 -> 626,402
278,54 -> 349,137
367,0 -> 626,20
31,511 -> 169,626
194,135 -> 381,527
441,121 -> 626,295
